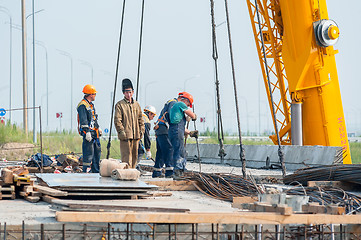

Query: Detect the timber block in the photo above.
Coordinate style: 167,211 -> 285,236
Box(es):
250,202 -> 293,215
1,168 -> 14,184
302,203 -> 345,215
25,196 -> 40,203
232,196 -> 257,209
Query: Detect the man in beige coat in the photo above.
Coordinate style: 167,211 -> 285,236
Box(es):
114,79 -> 145,168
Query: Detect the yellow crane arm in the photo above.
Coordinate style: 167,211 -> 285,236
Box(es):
246,0 -> 351,164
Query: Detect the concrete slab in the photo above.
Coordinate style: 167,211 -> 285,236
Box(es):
186,144 -> 342,170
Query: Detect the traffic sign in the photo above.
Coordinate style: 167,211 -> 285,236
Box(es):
56,112 -> 63,118
104,128 -> 109,134
0,108 -> 6,117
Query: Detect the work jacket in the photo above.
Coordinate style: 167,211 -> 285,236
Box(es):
142,112 -> 151,150
114,97 -> 145,141
77,98 -> 100,139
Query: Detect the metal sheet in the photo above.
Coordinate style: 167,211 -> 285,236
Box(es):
35,173 -> 158,189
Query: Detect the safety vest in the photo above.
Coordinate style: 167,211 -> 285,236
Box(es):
77,99 -> 99,138
154,98 -> 177,129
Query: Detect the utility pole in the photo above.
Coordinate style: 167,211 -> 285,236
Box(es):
21,0 -> 28,135
32,0 -> 36,143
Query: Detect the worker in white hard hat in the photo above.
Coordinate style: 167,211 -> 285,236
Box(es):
138,105 -> 157,163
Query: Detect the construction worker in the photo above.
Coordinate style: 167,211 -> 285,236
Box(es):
169,92 -> 197,177
114,79 -> 145,169
138,105 -> 157,161
77,84 -> 102,173
152,97 -> 178,178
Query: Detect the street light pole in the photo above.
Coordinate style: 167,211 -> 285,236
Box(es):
0,7 -> 12,122
80,60 -> 94,84
183,74 -> 200,91
58,50 -> 73,131
144,81 -> 157,105
32,0 -> 36,143
35,41 -> 48,127
21,0 -> 28,135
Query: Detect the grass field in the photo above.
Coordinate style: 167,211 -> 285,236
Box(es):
1,122 -> 360,163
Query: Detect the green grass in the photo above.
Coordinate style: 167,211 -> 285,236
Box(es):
0,121 -> 32,144
1,123 -> 361,163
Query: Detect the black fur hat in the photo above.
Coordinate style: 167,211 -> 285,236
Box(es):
122,78 -> 134,92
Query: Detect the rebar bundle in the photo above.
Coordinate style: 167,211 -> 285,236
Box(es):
183,172 -> 262,201
284,164 -> 361,185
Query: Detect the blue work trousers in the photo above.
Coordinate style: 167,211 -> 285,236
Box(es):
82,138 -> 101,173
169,118 -> 186,170
153,134 -> 173,177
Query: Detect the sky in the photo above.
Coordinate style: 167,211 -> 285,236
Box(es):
0,0 -> 359,135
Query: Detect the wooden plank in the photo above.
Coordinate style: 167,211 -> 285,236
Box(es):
42,195 -> 64,204
56,187 -> 149,193
33,185 -> 68,197
13,167 -> 29,176
19,191 -> 29,197
66,203 -> 190,213
25,196 -> 40,203
0,192 -> 15,200
144,180 -> 197,191
1,168 -> 14,184
66,192 -> 149,197
0,185 -> 15,192
56,211 -> 361,224
22,185 -> 34,193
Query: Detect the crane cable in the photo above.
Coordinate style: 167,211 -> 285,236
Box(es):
106,0 -> 127,159
223,0 -> 247,178
209,0 -> 226,162
135,0 -> 145,101
254,0 -> 286,177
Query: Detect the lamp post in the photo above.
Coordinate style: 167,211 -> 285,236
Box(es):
57,50 -> 73,131
26,7 -> 44,142
35,41 -> 48,127
144,81 -> 157,105
79,60 -> 94,84
0,7 -> 12,122
183,74 -> 200,91
21,0 -> 29,135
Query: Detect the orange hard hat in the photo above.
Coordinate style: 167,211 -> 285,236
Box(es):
178,91 -> 193,108
82,84 -> 97,94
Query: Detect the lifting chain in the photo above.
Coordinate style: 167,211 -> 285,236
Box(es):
209,0 -> 226,161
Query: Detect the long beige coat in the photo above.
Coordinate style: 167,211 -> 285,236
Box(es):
114,98 -> 145,140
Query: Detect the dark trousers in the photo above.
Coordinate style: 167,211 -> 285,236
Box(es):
82,138 -> 101,173
153,134 -> 173,177
169,118 -> 186,170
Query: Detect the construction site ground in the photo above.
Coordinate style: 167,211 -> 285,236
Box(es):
0,159 -> 284,226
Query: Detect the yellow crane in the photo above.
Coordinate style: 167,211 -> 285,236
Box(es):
246,0 -> 351,164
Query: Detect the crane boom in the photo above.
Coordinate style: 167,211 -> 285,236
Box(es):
246,0 -> 352,164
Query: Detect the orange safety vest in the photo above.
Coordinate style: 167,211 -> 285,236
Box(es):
77,99 -> 99,138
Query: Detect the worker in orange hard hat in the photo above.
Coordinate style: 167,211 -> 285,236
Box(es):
168,91 -> 197,177
77,84 -> 102,173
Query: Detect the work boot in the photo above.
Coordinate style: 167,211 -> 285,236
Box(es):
152,171 -> 164,178
165,170 -> 174,178
174,169 -> 184,177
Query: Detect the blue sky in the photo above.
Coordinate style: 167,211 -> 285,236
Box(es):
0,0 -> 359,135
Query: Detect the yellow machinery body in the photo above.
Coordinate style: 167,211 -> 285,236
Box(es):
247,0 -> 351,163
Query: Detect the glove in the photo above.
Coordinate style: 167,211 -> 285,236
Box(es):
146,150 -> 152,159
192,114 -> 197,121
85,132 -> 92,142
98,128 -> 102,136
118,130 -> 127,140
189,130 -> 199,139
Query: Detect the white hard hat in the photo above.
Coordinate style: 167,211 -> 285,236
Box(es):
144,105 -> 156,115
